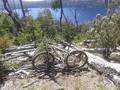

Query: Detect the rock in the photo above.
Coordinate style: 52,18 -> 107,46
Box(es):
9,70 -> 30,79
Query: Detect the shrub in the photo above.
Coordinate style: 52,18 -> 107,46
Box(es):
117,35 -> 120,46
54,32 -> 64,43
92,13 -> 120,59
74,33 -> 90,44
13,31 -> 33,45
34,28 -> 43,43
0,37 -> 10,53
62,26 -> 77,44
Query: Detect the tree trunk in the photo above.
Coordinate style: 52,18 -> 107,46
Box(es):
31,27 -> 37,48
105,0 -> 113,19
103,48 -> 111,60
19,0 -> 26,17
2,0 -> 21,35
74,9 -> 79,32
59,0 -> 63,32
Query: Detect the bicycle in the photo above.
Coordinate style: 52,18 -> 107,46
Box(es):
31,40 -> 88,78
51,42 -> 88,69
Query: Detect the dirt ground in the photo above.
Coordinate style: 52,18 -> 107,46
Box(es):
0,68 -> 118,90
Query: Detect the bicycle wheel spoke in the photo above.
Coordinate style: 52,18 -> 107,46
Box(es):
78,52 -> 88,67
34,55 -> 45,68
66,51 -> 88,68
32,52 -> 55,70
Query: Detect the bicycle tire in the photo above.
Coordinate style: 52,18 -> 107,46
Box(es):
65,51 -> 88,69
32,52 -> 55,70
37,69 -> 57,79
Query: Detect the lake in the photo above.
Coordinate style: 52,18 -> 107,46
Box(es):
16,5 -> 117,24
27,7 -> 107,23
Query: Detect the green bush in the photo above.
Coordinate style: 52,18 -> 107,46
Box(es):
13,30 -> 34,45
54,32 -> 64,43
34,28 -> 43,43
74,33 -> 90,43
0,36 -> 10,53
117,34 -> 120,46
62,25 -> 77,43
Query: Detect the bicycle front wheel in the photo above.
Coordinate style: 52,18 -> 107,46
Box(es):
65,51 -> 88,69
32,52 -> 55,70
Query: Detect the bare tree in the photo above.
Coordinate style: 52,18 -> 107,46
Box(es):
51,0 -> 66,32
12,0 -> 17,13
70,8 -> 80,32
105,0 -> 113,19
59,0 -> 63,31
2,0 -> 21,35
74,9 -> 79,32
19,0 -> 26,17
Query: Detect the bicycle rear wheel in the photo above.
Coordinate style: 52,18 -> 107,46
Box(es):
66,51 -> 88,69
32,52 -> 55,70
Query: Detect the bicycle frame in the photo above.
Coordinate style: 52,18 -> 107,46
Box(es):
49,44 -> 73,63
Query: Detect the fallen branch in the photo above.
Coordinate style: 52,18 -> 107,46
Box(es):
85,52 -> 120,87
23,79 -> 40,88
5,44 -> 35,53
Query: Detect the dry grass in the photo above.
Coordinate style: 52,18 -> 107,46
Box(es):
0,69 -> 118,90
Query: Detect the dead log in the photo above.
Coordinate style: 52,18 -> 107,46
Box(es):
0,49 -> 35,62
0,53 -> 29,62
5,44 -> 35,53
90,62 -> 120,87
85,52 -> 120,87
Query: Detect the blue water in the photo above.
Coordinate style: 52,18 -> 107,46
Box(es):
17,6 -> 108,23
54,7 -> 107,23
